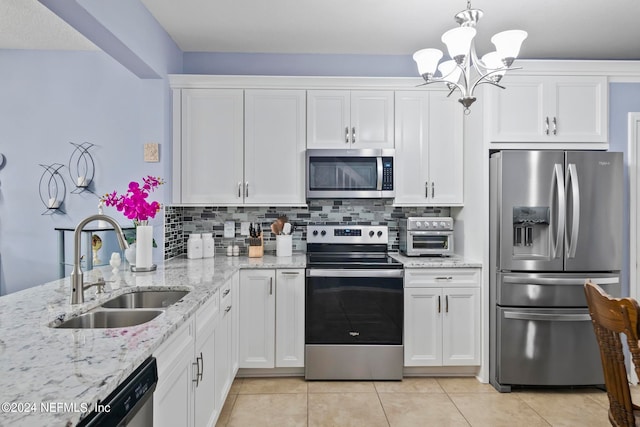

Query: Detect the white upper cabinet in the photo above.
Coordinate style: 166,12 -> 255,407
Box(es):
178,89 -> 244,204
307,90 -> 394,149
174,89 -> 306,205
244,90 -> 306,205
485,75 -> 608,144
394,90 -> 463,205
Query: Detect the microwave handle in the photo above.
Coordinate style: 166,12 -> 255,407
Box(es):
376,157 -> 383,191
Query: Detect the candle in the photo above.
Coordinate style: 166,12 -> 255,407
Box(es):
48,198 -> 59,209
77,176 -> 87,187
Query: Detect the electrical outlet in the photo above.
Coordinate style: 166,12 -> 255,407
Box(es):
240,222 -> 250,236
224,221 -> 235,238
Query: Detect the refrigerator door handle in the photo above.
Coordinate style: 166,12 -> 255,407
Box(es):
504,312 -> 592,322
552,163 -> 565,259
502,275 -> 619,286
566,163 -> 580,259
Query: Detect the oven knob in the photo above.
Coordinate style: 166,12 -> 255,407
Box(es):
320,230 -> 326,236
369,230 -> 375,237
377,231 -> 383,237
440,221 -> 447,228
432,221 -> 438,227
416,221 -> 421,227
312,230 -> 318,236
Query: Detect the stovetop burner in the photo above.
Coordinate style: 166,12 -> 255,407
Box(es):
306,225 -> 402,269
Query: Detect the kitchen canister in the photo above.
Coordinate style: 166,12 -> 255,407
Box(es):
187,233 -> 203,259
276,234 -> 292,257
202,233 -> 215,258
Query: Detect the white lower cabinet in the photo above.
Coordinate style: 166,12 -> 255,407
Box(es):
154,318 -> 195,427
239,269 -> 305,369
154,277 -> 238,427
404,268 -> 480,367
194,290 -> 220,427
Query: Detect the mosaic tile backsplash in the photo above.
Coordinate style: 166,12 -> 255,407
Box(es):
164,199 -> 450,259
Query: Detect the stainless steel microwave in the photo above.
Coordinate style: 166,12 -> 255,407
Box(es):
306,149 -> 395,199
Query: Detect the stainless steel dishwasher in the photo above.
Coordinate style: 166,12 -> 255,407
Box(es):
77,356 -> 158,426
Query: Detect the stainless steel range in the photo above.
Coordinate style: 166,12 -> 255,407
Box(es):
305,225 -> 404,380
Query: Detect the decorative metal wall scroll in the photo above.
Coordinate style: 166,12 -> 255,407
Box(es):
38,163 -> 67,214
68,142 -> 95,194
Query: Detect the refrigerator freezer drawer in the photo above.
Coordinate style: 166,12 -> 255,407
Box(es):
497,272 -> 620,307
496,307 -> 603,387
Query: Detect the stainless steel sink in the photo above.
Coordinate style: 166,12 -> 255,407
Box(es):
101,290 -> 190,309
55,309 -> 163,329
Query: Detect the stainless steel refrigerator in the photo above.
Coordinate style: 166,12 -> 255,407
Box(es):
489,150 -> 622,392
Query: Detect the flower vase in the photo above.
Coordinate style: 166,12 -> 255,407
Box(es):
135,225 -> 154,270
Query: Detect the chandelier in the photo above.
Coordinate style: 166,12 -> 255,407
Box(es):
412,0 -> 527,114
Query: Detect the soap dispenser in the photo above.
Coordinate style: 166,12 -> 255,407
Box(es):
187,233 -> 203,259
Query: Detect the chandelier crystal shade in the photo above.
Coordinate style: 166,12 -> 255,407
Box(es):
413,1 -> 527,113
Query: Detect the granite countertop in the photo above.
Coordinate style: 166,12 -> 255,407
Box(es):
0,251 -> 480,426
0,254 -> 306,427
389,252 -> 482,268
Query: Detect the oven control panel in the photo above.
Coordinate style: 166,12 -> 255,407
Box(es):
307,225 -> 388,244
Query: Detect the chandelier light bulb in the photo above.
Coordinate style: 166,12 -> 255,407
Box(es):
441,27 -> 476,64
438,60 -> 462,85
413,48 -> 443,79
491,30 -> 528,67
481,52 -> 506,82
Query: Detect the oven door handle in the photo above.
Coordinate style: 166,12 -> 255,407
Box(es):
306,269 -> 404,278
408,231 -> 453,236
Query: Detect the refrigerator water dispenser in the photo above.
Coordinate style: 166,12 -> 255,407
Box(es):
512,206 -> 550,257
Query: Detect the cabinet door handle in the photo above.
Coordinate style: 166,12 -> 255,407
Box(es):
425,182 -> 429,198
553,117 -> 557,135
446,295 -> 449,313
352,127 -> 356,143
198,351 -> 204,381
223,288 -> 230,297
225,305 -> 232,313
438,295 -> 441,313
545,117 -> 550,135
238,182 -> 242,198
345,127 -> 350,143
269,277 -> 273,295
431,182 -> 435,198
245,182 -> 249,198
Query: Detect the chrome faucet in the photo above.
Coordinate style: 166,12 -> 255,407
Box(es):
70,214 -> 129,304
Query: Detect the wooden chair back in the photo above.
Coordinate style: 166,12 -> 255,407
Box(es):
584,280 -> 640,426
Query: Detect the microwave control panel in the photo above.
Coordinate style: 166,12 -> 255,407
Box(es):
382,157 -> 394,190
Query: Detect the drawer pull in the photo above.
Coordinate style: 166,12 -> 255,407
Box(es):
281,271 -> 300,275
435,276 -> 453,281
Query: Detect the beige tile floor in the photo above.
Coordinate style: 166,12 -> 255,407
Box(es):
214,376 -> 632,427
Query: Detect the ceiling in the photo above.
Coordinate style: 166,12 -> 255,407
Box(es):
3,0 -> 640,61
0,0 -> 96,50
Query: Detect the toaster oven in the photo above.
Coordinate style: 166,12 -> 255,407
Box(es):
399,217 -> 454,256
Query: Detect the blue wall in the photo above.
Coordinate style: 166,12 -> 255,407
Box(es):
609,83 -> 640,296
0,50 -> 166,295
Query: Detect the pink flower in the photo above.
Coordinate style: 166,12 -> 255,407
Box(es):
101,176 -> 165,223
